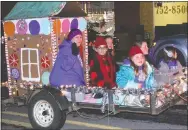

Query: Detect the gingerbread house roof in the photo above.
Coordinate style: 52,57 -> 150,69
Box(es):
4,2 -> 87,21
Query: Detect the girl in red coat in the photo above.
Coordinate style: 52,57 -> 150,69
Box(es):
89,36 -> 116,89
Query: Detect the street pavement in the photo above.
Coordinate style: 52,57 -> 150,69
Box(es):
1,106 -> 187,130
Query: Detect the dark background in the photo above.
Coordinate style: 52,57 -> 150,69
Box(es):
1,2 -> 17,82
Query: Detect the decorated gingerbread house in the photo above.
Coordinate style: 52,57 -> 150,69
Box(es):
3,2 -> 88,95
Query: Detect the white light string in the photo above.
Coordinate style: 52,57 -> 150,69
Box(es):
84,29 -> 89,87
3,25 -> 12,95
49,17 -> 58,66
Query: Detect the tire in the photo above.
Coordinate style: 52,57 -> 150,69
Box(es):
28,92 -> 66,130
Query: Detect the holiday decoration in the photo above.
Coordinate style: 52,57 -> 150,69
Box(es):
84,30 -> 89,86
41,56 -> 50,68
9,53 -> 19,67
41,71 -> 50,85
4,2 -> 186,112
29,20 -> 40,35
3,33 -> 12,86
16,19 -> 28,35
11,68 -> 20,80
88,11 -> 115,37
71,18 -> 78,30
78,17 -> 87,31
50,18 -> 58,66
53,19 -> 61,35
4,21 -> 15,36
62,19 -> 70,33
40,19 -> 50,35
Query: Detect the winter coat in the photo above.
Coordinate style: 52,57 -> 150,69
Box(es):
156,59 -> 184,83
158,59 -> 183,73
49,40 -> 85,88
116,62 -> 154,89
89,52 -> 116,89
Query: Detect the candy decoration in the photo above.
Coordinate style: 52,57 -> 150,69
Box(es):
4,21 -> 15,36
78,18 -> 87,31
71,18 -> 78,30
11,68 -> 20,80
40,19 -> 50,35
16,19 -> 28,35
41,56 -> 50,68
9,53 -> 19,67
62,19 -> 70,33
41,71 -> 50,85
29,20 -> 40,35
53,19 -> 61,35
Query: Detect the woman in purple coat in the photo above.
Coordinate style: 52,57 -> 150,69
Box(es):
50,29 -> 85,88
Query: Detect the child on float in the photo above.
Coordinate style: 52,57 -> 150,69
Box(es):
105,35 -> 115,57
105,35 -> 120,72
116,46 -> 154,90
89,36 -> 117,89
158,47 -> 183,74
50,29 -> 85,88
123,40 -> 149,65
157,47 -> 186,100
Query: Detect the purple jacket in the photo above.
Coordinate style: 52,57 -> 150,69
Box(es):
49,40 -> 85,88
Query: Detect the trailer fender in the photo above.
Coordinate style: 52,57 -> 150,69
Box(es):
27,87 -> 70,111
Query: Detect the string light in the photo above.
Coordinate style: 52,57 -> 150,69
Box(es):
84,29 -> 90,87
49,18 -> 58,66
3,23 -> 12,95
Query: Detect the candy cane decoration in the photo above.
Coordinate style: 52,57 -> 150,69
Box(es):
9,53 -> 19,67
41,56 -> 50,68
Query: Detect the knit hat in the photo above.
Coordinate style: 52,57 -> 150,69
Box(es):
129,46 -> 143,57
94,36 -> 107,48
67,29 -> 82,41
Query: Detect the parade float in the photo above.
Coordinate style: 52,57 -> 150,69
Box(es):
2,2 -> 187,130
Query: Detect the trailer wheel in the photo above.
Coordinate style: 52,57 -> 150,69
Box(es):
28,92 -> 66,130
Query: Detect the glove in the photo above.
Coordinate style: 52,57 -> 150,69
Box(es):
71,42 -> 79,56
